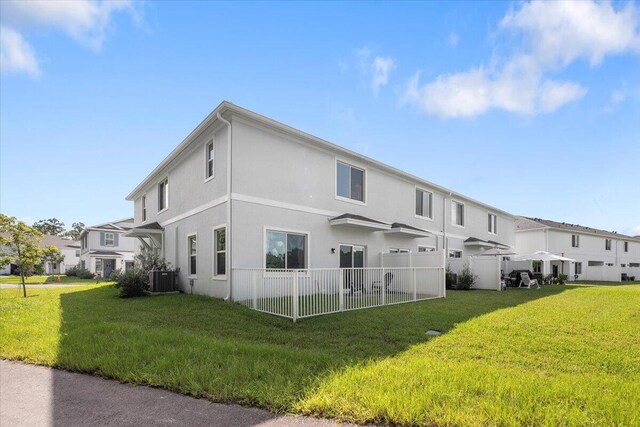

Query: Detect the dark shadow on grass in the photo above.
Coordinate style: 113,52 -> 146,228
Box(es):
54,284 -> 572,419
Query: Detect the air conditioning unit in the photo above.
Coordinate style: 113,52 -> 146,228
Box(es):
149,270 -> 177,293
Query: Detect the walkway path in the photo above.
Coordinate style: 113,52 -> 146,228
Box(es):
1,360 -> 352,426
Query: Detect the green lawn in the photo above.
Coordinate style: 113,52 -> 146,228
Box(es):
1,283 -> 638,426
0,275 -> 102,285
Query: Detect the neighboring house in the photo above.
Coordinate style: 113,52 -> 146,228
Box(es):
125,101 -> 515,298
0,233 -> 80,275
78,218 -> 136,276
515,217 -> 640,281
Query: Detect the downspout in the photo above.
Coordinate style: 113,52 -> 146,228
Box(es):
217,112 -> 233,301
443,192 -> 452,297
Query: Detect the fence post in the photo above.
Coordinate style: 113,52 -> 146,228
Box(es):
252,270 -> 258,309
413,267 -> 417,301
339,269 -> 344,312
292,270 -> 299,322
381,267 -> 386,306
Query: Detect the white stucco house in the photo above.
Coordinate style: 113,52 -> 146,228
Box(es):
79,218 -> 136,277
0,233 -> 80,275
124,101 -> 515,303
514,217 -> 640,282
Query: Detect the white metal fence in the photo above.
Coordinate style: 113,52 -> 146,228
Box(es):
232,267 -> 445,321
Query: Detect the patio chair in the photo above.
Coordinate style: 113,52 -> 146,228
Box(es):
519,272 -> 540,289
372,272 -> 394,293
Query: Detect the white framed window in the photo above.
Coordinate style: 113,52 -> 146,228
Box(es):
265,230 -> 307,269
415,188 -> 433,219
142,195 -> 147,222
336,160 -> 365,203
339,244 -> 365,268
389,248 -> 410,253
95,258 -> 103,273
488,213 -> 497,234
575,262 -> 582,275
187,234 -> 197,277
449,250 -> 462,258
418,245 -> 435,253
452,201 -> 464,227
571,234 -> 579,248
630,263 -> 640,268
624,241 -> 628,252
533,261 -> 542,273
158,178 -> 169,212
588,260 -> 604,266
104,232 -> 115,246
205,141 -> 214,181
605,239 -> 612,251
75,249 -> 80,257
213,226 -> 226,278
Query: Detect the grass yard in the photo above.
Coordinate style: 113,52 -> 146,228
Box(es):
1,283 -> 639,426
0,275 -> 101,285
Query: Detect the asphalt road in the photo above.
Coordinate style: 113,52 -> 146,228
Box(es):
0,360 -> 354,427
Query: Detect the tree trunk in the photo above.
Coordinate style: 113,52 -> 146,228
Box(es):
20,271 -> 27,298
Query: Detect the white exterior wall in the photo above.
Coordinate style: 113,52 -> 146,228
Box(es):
79,228 -> 136,274
515,228 -> 640,281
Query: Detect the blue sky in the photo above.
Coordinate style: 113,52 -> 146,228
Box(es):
1,1 -> 639,235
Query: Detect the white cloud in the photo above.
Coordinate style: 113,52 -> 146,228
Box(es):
604,88 -> 627,112
371,56 -> 395,96
0,0 -> 137,77
0,26 -> 39,77
448,32 -> 459,48
622,224 -> 640,236
402,1 -> 640,119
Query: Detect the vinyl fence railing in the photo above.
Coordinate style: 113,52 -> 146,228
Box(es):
232,267 -> 445,321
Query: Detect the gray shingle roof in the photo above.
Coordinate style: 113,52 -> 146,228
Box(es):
133,222 -> 163,230
516,216 -> 640,241
330,213 -> 388,225
390,222 -> 427,232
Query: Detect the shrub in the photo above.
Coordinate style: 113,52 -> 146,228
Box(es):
445,264 -> 457,290
75,268 -> 94,279
114,269 -> 149,298
108,268 -> 124,283
66,265 -> 79,277
456,263 -> 477,290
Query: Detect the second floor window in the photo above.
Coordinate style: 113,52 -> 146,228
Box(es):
605,239 -> 612,251
158,178 -> 168,212
104,232 -> 115,246
571,235 -> 579,248
452,201 -> 464,226
205,141 -> 214,179
336,161 -> 364,202
488,213 -> 497,234
142,195 -> 147,222
624,241 -> 629,252
416,189 -> 433,219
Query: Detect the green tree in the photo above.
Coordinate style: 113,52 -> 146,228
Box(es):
32,218 -> 66,236
0,214 -> 43,297
41,245 -> 65,277
63,222 -> 85,240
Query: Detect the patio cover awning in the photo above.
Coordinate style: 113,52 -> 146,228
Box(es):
478,247 -> 517,256
123,222 -> 164,237
513,251 -> 576,262
487,240 -> 510,249
329,214 -> 391,231
463,237 -> 494,248
384,222 -> 431,237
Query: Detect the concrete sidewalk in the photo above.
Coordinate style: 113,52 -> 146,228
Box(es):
0,360 -> 353,426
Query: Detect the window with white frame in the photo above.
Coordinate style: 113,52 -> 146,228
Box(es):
533,261 -> 542,273
104,232 -> 115,246
95,259 -> 103,273
188,234 -> 197,276
214,227 -> 226,277
389,248 -> 410,253
605,239 -> 612,251
449,250 -> 462,258
75,250 -> 80,257
575,262 -> 582,275
205,141 -> 214,180
452,201 -> 464,226
142,195 -> 147,222
624,241 -> 628,252
418,246 -> 435,253
336,161 -> 365,202
158,178 -> 168,212
488,213 -> 497,234
265,230 -> 307,269
630,263 -> 640,267
415,189 -> 433,219
571,234 -> 579,248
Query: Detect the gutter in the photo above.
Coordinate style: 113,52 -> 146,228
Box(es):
217,113 -> 233,301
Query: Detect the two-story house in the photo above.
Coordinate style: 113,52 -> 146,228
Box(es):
79,218 -> 136,276
125,101 -> 515,298
515,217 -> 640,281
